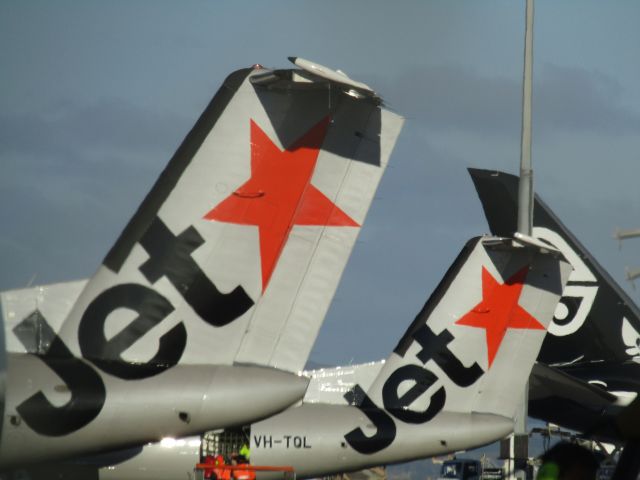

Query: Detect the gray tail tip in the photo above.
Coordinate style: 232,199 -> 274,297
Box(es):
288,56 -> 298,64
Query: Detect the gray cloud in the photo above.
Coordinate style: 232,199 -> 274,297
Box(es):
373,63 -> 640,137
0,99 -> 192,290
536,64 -> 640,134
0,99 -> 187,161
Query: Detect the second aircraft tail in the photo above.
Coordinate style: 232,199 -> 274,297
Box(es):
361,235 -> 572,429
250,235 -> 571,476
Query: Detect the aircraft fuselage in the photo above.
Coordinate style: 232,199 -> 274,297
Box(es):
0,353 -> 306,468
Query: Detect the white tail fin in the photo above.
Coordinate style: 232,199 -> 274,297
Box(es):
53,62 -> 402,379
365,236 -> 571,423
249,236 -> 572,470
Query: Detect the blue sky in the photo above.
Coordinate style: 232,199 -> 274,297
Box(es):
2,0 -> 640,367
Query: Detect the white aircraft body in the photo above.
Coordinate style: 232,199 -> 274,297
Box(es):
102,234 -> 571,479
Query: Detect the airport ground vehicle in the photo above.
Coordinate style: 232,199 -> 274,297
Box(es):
437,459 -> 503,480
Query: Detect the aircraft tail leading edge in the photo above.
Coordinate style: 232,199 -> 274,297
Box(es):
468,168 -> 640,371
51,62 -> 402,374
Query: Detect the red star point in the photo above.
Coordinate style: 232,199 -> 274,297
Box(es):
204,117 -> 359,293
455,266 -> 544,367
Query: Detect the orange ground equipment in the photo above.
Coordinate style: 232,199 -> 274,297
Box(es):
196,463 -> 295,480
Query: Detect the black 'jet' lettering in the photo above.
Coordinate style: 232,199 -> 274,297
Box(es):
412,325 -> 483,387
343,385 -> 396,454
78,283 -> 186,380
138,217 -> 254,327
14,311 -> 106,436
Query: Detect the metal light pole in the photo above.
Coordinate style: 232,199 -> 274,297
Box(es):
509,1 -> 535,478
517,0 -> 534,238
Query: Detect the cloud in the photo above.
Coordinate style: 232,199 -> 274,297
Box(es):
536,64 -> 640,134
0,99 -> 191,290
373,63 -> 640,136
0,99 -> 187,161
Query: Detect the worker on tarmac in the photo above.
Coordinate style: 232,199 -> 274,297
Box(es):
212,455 -> 231,480
202,455 -> 216,480
536,442 -> 598,480
239,443 -> 250,462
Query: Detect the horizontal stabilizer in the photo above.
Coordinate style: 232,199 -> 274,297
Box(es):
529,362 -> 623,439
530,362 -> 617,408
288,57 -> 375,96
1,280 -> 87,354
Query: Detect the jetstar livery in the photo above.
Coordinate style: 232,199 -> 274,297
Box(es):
103,233 -> 571,480
0,58 -> 403,470
469,168 -> 640,439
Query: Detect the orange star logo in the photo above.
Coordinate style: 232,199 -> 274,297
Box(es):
455,266 -> 544,367
204,117 -> 359,293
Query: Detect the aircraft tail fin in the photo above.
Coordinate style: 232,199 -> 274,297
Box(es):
468,168 -> 640,367
364,235 -> 571,422
51,60 -> 402,377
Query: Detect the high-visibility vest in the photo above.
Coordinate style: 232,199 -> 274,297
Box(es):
239,444 -> 250,460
